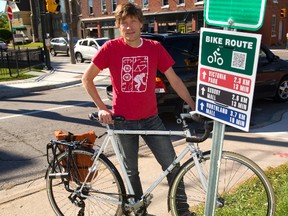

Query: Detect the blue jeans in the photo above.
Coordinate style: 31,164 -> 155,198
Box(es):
114,115 -> 177,200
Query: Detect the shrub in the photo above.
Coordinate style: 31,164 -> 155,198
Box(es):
0,28 -> 12,43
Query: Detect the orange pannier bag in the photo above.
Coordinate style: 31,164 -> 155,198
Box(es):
54,130 -> 97,182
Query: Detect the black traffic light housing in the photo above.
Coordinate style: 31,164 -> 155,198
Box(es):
46,0 -> 61,14
281,8 -> 286,18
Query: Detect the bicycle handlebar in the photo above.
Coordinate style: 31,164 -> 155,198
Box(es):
178,111 -> 213,143
88,112 -> 125,122
186,121 -> 213,143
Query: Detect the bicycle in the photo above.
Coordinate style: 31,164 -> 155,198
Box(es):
45,111 -> 275,216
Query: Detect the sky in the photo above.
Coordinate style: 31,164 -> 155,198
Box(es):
0,1 -> 7,13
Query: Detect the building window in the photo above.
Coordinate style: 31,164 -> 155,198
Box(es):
195,0 -> 204,6
88,0 -> 93,15
112,0 -> 117,12
101,0 -> 107,11
271,15 -> 276,37
162,0 -> 169,9
163,0 -> 169,6
143,0 -> 148,9
273,0 -> 278,3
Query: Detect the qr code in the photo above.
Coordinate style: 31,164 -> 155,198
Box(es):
231,51 -> 247,70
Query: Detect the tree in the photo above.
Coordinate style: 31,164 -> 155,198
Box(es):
0,12 -> 9,29
0,28 -> 12,43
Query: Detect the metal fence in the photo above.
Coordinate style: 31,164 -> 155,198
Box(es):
0,47 -> 44,77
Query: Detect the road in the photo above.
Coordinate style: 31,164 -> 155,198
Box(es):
0,52 -> 287,190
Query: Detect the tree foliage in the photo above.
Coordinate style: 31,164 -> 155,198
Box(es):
0,12 -> 9,29
0,28 -> 12,42
0,12 -> 12,42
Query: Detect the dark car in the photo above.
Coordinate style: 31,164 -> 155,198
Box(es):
107,33 -> 288,115
50,37 -> 78,56
0,40 -> 8,51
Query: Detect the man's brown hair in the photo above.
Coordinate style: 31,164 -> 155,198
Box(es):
115,3 -> 144,27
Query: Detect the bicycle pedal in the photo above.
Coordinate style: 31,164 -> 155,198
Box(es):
49,172 -> 69,179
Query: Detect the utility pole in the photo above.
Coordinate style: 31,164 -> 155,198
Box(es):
38,0 -> 52,70
61,0 -> 76,64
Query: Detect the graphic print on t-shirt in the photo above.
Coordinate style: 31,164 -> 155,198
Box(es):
121,56 -> 148,92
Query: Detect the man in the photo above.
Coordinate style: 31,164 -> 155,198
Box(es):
82,3 -> 195,215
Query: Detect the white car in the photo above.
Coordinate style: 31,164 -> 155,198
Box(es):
0,40 -> 8,51
74,37 -> 110,63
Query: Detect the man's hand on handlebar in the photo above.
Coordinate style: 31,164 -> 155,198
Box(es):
98,109 -> 113,124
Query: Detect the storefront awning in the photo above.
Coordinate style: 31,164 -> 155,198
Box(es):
12,26 -> 27,31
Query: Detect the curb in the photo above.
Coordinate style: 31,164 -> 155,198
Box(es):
0,80 -> 82,99
0,177 -> 46,205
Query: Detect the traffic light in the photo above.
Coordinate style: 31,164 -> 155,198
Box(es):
46,0 -> 61,14
281,8 -> 286,18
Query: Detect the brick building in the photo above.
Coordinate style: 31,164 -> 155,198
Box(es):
257,0 -> 288,47
80,0 -> 204,39
11,0 -> 288,47
78,0 -> 288,47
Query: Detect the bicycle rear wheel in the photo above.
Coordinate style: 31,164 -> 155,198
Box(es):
169,151 -> 275,216
46,149 -> 126,216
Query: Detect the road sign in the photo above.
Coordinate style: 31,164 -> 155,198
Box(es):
62,23 -> 68,32
204,0 -> 267,31
7,5 -> 13,21
196,28 -> 262,131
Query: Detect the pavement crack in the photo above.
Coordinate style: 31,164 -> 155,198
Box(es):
0,126 -> 46,156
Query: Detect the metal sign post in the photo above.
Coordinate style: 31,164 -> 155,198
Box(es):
204,121 -> 225,215
197,27 -> 261,216
198,1 -> 266,215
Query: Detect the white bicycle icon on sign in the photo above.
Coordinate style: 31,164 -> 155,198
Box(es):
207,48 -> 224,65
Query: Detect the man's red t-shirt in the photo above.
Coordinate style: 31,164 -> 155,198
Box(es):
92,37 -> 175,120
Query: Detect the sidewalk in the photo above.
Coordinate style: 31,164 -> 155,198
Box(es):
0,62 -> 109,99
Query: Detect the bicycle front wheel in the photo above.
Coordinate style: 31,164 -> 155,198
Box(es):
169,151 -> 275,216
46,149 -> 126,216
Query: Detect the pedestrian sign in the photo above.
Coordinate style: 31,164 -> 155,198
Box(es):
196,28 -> 261,131
204,0 -> 267,31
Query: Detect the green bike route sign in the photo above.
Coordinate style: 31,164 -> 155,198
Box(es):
196,28 -> 262,131
204,0 -> 267,31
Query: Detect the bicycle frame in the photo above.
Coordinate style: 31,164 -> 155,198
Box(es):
78,119 -> 210,210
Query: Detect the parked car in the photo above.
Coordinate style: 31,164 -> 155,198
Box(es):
106,33 -> 288,115
0,40 -> 8,51
13,34 -> 26,44
74,37 -> 110,63
50,37 -> 78,56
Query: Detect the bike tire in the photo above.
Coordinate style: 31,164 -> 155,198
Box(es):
169,151 -> 275,216
46,148 -> 126,216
